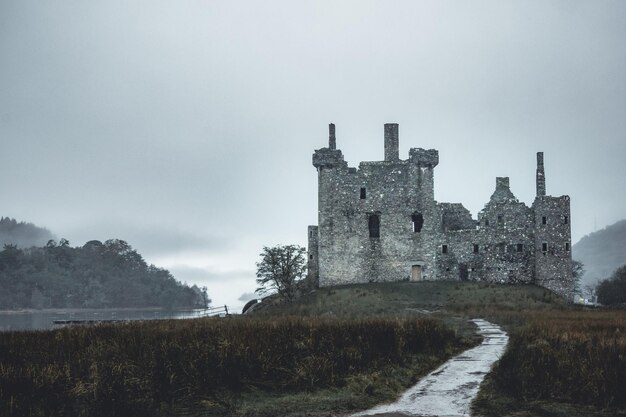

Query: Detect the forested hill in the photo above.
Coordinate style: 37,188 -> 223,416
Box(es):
573,219 -> 626,286
0,217 -> 56,248
0,239 -> 209,310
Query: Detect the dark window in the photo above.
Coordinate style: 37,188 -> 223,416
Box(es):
309,255 -> 313,260
442,244 -> 448,254
412,213 -> 424,233
517,243 -> 523,252
565,242 -> 570,251
360,188 -> 366,199
368,214 -> 380,238
542,242 -> 548,252
484,218 -> 490,226
497,214 -> 503,224
563,215 -> 569,225
473,244 -> 479,254
309,230 -> 313,237
542,216 -> 547,225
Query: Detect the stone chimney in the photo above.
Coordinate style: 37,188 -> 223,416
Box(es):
536,152 -> 546,197
328,123 -> 336,150
384,123 -> 399,162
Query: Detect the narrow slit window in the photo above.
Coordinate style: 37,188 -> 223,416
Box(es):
565,242 -> 570,251
542,216 -> 547,225
309,255 -> 313,260
412,213 -> 424,233
517,243 -> 523,252
497,214 -> 503,224
563,215 -> 569,225
542,242 -> 548,252
442,244 -> 448,254
484,218 -> 490,226
309,230 -> 313,237
368,214 -> 380,238
473,244 -> 479,254
360,188 -> 366,199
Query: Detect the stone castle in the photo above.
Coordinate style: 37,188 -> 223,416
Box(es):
307,123 -> 574,298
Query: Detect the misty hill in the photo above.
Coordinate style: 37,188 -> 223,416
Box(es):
0,217 -> 56,248
0,239 -> 209,310
573,219 -> 626,286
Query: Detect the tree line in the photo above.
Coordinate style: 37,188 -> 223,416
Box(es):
0,239 -> 209,310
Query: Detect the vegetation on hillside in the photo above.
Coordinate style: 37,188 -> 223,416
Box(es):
573,219 -> 626,286
0,217 -> 56,248
0,315 -> 467,417
253,281 -> 567,319
0,239 -> 208,310
596,265 -> 626,305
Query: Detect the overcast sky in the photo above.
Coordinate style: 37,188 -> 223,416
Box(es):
1,1 -> 625,309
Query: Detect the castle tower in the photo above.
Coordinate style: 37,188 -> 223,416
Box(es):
532,152 -> 573,299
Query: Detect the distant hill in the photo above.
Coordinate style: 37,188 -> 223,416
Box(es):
0,238 -> 209,310
0,217 -> 56,248
573,219 -> 626,286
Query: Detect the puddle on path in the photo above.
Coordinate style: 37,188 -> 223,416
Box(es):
352,319 -> 508,417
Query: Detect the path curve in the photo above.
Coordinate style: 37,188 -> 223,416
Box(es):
352,319 -> 508,417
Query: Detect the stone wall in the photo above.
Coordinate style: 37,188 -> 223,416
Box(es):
308,125 -> 573,299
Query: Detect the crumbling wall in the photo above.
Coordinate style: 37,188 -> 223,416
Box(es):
308,125 -> 573,300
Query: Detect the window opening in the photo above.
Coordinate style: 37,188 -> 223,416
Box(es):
360,188 -> 366,199
442,244 -> 448,254
517,243 -> 523,252
473,244 -> 479,254
309,255 -> 313,260
565,242 -> 570,251
368,214 -> 380,238
542,242 -> 548,252
484,218 -> 490,226
542,216 -> 547,225
497,214 -> 503,224
412,213 -> 424,233
563,215 -> 569,225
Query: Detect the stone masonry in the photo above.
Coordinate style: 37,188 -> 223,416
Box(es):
308,123 -> 574,299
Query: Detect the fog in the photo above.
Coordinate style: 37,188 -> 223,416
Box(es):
1,1 -> 625,308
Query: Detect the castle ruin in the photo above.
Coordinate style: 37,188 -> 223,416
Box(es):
307,123 -> 574,299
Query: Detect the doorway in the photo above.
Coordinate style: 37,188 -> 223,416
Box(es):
411,265 -> 422,282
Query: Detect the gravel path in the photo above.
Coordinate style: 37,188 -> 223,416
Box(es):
351,319 -> 508,417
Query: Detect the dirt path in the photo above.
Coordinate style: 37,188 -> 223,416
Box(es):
351,319 -> 508,417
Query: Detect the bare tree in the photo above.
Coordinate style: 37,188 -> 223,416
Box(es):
572,259 -> 585,296
255,245 -> 307,302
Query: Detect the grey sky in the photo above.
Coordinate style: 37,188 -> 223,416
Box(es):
1,1 -> 625,309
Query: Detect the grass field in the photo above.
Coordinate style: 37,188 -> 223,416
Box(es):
2,281 -> 626,417
472,309 -> 626,417
0,310 -> 472,417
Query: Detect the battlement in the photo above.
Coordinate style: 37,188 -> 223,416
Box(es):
409,148 -> 439,168
312,148 -> 347,169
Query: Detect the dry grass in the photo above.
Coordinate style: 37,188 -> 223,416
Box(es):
473,309 -> 626,416
0,315 -> 463,417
